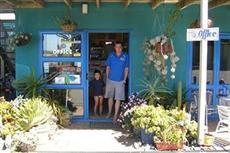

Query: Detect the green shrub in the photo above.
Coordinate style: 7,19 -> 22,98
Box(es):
131,105 -> 174,134
0,97 -> 17,137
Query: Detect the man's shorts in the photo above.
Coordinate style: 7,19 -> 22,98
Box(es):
104,79 -> 125,101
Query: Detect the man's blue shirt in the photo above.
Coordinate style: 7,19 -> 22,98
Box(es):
106,51 -> 129,82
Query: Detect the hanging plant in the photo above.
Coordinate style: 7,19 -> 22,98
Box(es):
144,35 -> 179,80
143,7 -> 181,81
8,32 -> 32,50
56,15 -> 78,32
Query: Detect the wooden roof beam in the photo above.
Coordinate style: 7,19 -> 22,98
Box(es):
4,0 -> 17,6
64,0 -> 72,8
209,0 -> 230,9
96,0 -> 100,8
152,0 -> 179,9
124,0 -> 131,8
179,0 -> 199,10
0,2 -> 14,9
32,0 -> 45,7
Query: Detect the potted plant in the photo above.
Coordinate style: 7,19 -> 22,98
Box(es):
56,15 -> 78,32
131,105 -> 172,145
154,125 -> 185,151
154,108 -> 197,150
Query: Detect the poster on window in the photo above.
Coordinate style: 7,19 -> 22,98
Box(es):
43,33 -> 81,57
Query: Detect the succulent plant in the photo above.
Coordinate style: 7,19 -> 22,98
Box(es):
12,69 -> 56,98
14,98 -> 53,131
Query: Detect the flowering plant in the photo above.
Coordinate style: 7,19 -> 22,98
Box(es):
8,32 -> 32,50
117,93 -> 147,131
143,35 -> 180,80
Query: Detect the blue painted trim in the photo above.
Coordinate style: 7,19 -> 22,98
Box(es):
83,31 -> 89,120
45,84 -> 84,89
128,30 -> 132,96
71,117 -> 112,123
186,42 -> 193,100
213,40 -> 220,105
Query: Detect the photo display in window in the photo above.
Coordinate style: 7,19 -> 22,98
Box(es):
43,61 -> 81,84
43,33 -> 81,57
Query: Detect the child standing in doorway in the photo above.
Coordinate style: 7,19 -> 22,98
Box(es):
90,70 -> 105,117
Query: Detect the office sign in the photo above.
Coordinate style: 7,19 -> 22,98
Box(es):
187,27 -> 219,41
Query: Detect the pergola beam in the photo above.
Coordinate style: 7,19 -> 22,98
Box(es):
124,0 -> 131,8
152,0 -> 179,9
179,0 -> 199,10
3,0 -> 17,6
209,0 -> 230,9
96,0 -> 100,8
64,0 -> 72,7
32,0 -> 45,7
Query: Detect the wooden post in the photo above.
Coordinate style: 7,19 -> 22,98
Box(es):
198,0 -> 208,145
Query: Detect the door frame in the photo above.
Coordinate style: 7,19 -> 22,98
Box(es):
186,32 -> 230,108
72,29 -> 132,123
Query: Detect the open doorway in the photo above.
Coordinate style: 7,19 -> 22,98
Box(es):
88,32 -> 129,119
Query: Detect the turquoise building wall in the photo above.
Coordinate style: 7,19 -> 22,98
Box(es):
15,3 -> 230,92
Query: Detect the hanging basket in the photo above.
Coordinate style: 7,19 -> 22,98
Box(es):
61,24 -> 77,32
13,33 -> 32,47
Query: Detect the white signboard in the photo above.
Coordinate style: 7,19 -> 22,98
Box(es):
187,27 -> 219,41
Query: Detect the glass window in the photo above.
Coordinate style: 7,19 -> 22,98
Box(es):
43,61 -> 81,84
48,89 -> 84,116
219,39 -> 230,84
43,33 -> 81,57
192,41 -> 214,84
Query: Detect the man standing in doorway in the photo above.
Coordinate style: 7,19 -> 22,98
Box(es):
105,41 -> 129,123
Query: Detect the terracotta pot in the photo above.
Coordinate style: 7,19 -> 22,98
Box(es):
155,142 -> 183,151
61,24 -> 77,32
155,42 -> 173,54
